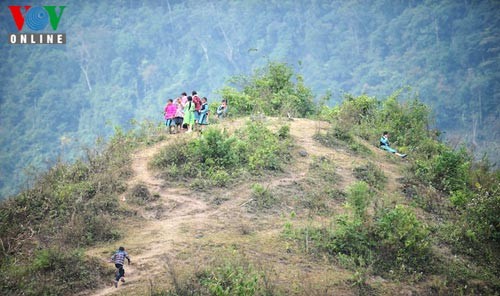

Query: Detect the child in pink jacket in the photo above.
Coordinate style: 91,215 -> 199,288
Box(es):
164,99 -> 177,134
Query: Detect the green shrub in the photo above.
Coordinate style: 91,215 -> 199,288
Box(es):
160,257 -> 279,296
277,124 -> 290,139
285,183 -> 375,263
346,181 -> 372,219
285,185 -> 431,276
449,190 -> 468,208
426,147 -> 471,194
152,122 -> 292,187
375,205 -> 431,272
199,263 -> 260,296
318,91 -> 443,160
218,86 -> 254,116
330,215 -> 374,260
221,62 -> 315,117
336,94 -> 378,127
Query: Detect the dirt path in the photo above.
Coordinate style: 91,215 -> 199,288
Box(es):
88,135 -> 214,296
87,118 -> 404,296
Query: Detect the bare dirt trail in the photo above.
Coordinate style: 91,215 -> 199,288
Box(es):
87,118 -> 405,296
88,135 -> 215,296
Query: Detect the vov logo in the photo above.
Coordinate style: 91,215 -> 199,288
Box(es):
8,5 -> 67,44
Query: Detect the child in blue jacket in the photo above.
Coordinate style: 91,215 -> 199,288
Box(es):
380,131 -> 407,158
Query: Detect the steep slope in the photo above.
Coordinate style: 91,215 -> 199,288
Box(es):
84,118 -> 413,296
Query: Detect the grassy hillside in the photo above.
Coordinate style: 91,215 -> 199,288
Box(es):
1,118 -> 498,295
0,66 -> 498,295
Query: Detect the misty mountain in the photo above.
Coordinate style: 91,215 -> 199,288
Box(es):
0,0 -> 498,197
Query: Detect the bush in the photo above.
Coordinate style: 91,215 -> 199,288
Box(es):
346,181 -> 372,220
152,122 -> 293,187
159,256 -> 279,296
284,184 -> 432,276
318,91 -> 441,160
221,62 -> 315,117
419,147 -> 471,194
336,94 -> 378,127
284,182 -> 375,263
375,205 -> 431,272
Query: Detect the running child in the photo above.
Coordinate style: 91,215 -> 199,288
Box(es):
110,246 -> 131,288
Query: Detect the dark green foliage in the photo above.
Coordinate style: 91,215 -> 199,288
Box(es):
415,147 -> 471,194
317,92 -> 438,157
445,161 -> 500,245
375,205 -> 431,272
413,147 -> 499,250
152,122 -> 292,187
377,96 -> 435,154
222,62 -> 315,117
346,181 -> 372,220
321,93 -> 499,275
333,94 -> 379,127
284,182 -> 372,257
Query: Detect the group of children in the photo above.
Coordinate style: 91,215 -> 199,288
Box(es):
163,91 -> 228,133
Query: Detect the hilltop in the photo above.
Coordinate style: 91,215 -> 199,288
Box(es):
80,116 -> 428,296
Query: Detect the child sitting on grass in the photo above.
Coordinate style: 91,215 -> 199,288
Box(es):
216,99 -> 227,119
380,131 -> 407,158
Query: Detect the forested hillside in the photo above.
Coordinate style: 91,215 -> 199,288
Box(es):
0,0 -> 499,197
